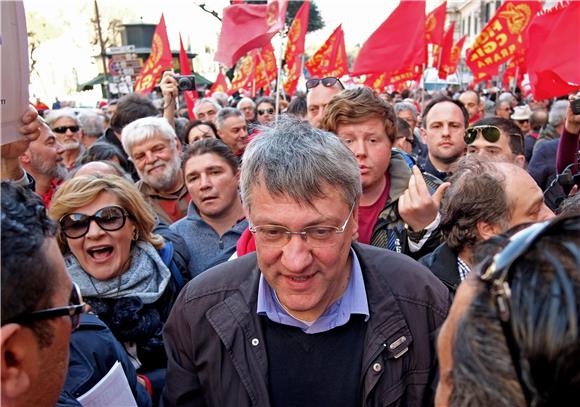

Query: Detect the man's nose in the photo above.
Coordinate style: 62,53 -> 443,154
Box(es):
351,139 -> 367,158
280,234 -> 313,273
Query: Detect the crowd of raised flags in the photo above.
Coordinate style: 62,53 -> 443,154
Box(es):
130,0 -> 579,120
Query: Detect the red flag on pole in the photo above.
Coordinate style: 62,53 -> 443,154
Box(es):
351,0 -> 425,76
208,70 -> 229,96
283,0 -> 309,96
178,34 -> 197,119
134,14 -> 173,94
466,0 -> 542,82
526,1 -> 580,100
425,1 -> 447,46
215,1 -> 287,68
437,22 -> 455,79
228,53 -> 256,96
446,35 -> 466,76
305,24 -> 349,78
255,43 -> 277,91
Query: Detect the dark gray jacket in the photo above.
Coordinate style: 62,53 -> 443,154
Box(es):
162,243 -> 450,407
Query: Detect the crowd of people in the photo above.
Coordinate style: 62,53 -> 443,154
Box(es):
1,73 -> 579,407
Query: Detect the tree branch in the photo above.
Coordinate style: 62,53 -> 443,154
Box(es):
196,3 -> 222,21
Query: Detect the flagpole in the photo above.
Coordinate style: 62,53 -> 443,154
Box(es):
512,65 -> 519,94
275,30 -> 285,122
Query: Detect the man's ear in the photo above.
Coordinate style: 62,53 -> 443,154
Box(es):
476,220 -> 503,241
513,154 -> 526,169
419,127 -> 427,143
175,138 -> 183,156
18,150 -> 31,165
1,324 -> 36,403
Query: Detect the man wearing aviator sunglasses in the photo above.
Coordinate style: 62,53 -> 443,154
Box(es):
1,182 -> 82,407
465,117 -> 525,167
46,108 -> 84,171
306,77 -> 345,128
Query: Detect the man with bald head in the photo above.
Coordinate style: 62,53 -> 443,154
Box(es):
459,90 -> 482,125
306,77 -> 344,128
420,156 -> 554,295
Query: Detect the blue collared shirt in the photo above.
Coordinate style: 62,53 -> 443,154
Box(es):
257,248 -> 370,334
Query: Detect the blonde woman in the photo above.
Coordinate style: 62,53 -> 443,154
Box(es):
49,174 -> 186,402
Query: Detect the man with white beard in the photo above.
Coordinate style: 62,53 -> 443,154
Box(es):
122,117 -> 190,224
18,121 -> 67,206
46,109 -> 84,171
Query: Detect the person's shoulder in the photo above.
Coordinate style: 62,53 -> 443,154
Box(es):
356,243 -> 450,310
179,252 -> 258,302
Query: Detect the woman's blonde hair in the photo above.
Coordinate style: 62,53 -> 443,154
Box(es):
49,174 -> 164,252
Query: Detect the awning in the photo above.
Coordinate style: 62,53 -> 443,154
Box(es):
77,72 -> 212,91
77,73 -> 109,92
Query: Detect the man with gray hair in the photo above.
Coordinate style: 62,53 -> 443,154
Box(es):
122,116 -> 190,223
45,108 -> 83,171
236,97 -> 256,124
216,107 -> 249,156
78,111 -> 105,148
162,118 -> 450,407
394,101 -> 427,160
194,98 -> 221,125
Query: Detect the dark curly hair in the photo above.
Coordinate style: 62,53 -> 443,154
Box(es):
1,182 -> 58,347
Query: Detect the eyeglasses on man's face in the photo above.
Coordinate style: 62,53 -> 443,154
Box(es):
305,77 -> 345,91
249,203 -> 355,248
52,125 -> 80,134
59,205 -> 131,239
1,282 -> 85,331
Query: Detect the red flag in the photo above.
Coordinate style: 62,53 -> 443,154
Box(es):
228,53 -> 256,96
283,0 -> 309,96
208,70 -> 229,96
304,24 -> 349,78
526,1 -> 580,100
255,43 -> 277,90
364,66 -> 422,92
437,22 -> 455,79
425,1 -> 447,46
215,1 -> 287,68
134,14 -> 173,94
446,35 -> 466,76
179,34 -> 197,119
352,0 -> 425,76
466,1 -> 542,81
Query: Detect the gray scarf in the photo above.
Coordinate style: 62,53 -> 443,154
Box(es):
65,241 -> 171,304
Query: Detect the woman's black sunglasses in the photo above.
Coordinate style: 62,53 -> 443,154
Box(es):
258,108 -> 275,116
305,77 -> 345,91
2,283 -> 85,331
59,205 -> 130,239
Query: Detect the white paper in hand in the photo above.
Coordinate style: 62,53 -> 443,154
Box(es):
77,361 -> 138,407
1,1 -> 30,145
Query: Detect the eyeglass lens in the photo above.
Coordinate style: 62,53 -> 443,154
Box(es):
258,108 -> 275,115
60,206 -> 127,239
465,126 -> 501,144
52,125 -> 80,133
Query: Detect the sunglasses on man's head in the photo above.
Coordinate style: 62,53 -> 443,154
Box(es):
258,108 -> 275,116
52,125 -> 80,134
59,205 -> 130,239
305,77 -> 345,91
1,283 -> 85,331
464,125 -> 502,145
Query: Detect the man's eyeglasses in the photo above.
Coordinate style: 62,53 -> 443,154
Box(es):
59,205 -> 131,239
2,283 -> 85,331
249,203 -> 355,248
258,108 -> 275,116
52,125 -> 80,134
305,77 -> 345,91
465,125 -> 502,145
